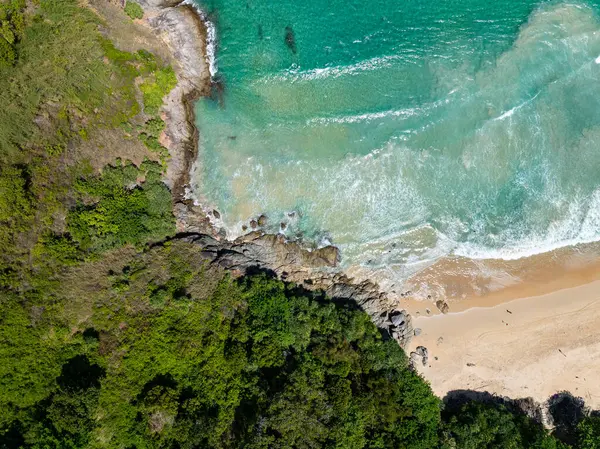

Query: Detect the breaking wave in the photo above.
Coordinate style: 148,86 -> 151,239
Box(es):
191,0 -> 600,289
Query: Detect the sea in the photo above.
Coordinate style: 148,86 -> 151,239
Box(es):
190,0 -> 600,300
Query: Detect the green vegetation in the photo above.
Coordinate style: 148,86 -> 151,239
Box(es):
0,249 -> 442,448
0,0 -> 116,161
139,117 -> 169,160
441,401 -> 567,449
578,416 -> 600,449
140,66 -> 177,116
0,0 -> 178,292
0,0 -> 25,67
0,0 -> 598,449
69,161 -> 174,253
124,1 -> 144,20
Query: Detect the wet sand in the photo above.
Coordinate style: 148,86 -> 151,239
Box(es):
406,278 -> 600,408
401,242 -> 600,314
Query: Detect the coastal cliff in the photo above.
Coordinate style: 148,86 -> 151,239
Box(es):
132,0 -> 416,347
177,232 -> 416,346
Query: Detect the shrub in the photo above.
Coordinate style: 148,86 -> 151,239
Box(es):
578,416 -> 600,449
124,1 -> 144,20
68,161 -> 175,253
441,401 -> 568,449
0,37 -> 14,67
140,67 -> 177,115
0,0 -> 25,67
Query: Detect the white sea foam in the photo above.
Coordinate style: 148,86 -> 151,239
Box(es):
452,189 -> 600,261
352,192 -> 600,267
305,107 -> 421,125
306,96 -> 450,125
184,0 -> 218,78
260,55 -> 403,83
492,91 -> 541,121
453,232 -> 600,261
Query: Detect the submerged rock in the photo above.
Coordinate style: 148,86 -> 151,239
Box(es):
257,214 -> 268,227
318,245 -> 340,266
284,25 -> 297,54
210,75 -> 225,107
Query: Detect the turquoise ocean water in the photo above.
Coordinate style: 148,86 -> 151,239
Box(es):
190,0 -> 600,290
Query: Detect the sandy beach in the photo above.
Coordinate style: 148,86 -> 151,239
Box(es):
406,276 -> 600,408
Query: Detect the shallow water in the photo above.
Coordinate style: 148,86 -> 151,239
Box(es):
190,0 -> 600,293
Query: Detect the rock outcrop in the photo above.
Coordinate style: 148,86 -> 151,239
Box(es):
436,299 -> 450,314
379,310 -> 414,345
410,346 -> 429,367
178,232 -> 415,348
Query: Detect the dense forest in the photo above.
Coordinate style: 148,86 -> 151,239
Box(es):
0,0 -> 599,448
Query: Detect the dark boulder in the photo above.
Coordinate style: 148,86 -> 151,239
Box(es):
436,299 -> 450,314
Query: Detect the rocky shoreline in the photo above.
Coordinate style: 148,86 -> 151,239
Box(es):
178,232 -> 416,346
133,0 -> 416,347
136,0 -> 214,234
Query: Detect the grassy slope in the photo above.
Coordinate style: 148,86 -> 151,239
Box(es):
0,0 -> 177,293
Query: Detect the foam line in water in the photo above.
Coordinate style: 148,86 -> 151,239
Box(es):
493,91 -> 541,121
184,0 -> 218,78
306,107 -> 422,125
260,55 -> 403,83
454,233 -> 599,261
306,96 -> 451,125
452,189 -> 600,261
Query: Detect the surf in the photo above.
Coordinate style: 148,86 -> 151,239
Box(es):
190,0 -> 600,294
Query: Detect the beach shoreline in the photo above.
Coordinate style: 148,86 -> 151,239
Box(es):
400,242 -> 600,408
400,242 -> 600,314
407,275 -> 600,408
